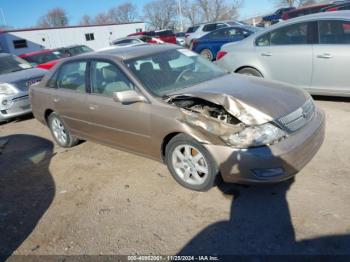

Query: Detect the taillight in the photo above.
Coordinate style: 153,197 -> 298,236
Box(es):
216,51 -> 227,61
282,13 -> 289,20
190,40 -> 198,49
326,7 -> 337,12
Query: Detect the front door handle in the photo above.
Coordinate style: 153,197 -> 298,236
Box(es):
317,53 -> 332,59
261,52 -> 272,57
53,98 -> 59,103
89,104 -> 99,110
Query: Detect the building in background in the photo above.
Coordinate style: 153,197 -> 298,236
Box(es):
0,22 -> 145,55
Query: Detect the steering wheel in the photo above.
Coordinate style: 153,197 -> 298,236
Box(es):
175,69 -> 192,84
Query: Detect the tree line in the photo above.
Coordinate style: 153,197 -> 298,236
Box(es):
36,0 -> 329,30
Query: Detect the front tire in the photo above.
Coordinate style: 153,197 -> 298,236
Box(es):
200,49 -> 214,61
237,67 -> 263,77
48,112 -> 79,148
165,134 -> 219,191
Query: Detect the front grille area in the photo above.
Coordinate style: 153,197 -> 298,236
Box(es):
276,98 -> 315,133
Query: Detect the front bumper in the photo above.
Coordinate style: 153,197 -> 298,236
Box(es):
0,92 -> 32,122
204,108 -> 325,183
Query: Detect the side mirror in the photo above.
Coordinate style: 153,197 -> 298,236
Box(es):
112,90 -> 147,104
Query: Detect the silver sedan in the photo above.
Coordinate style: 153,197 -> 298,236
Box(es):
216,11 -> 350,97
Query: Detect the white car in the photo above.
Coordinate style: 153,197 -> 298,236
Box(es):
98,36 -> 164,51
185,20 -> 245,47
216,11 -> 350,97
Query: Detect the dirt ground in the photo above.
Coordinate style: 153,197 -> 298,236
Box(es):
0,96 -> 350,258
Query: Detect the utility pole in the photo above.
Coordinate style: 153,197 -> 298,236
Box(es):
0,8 -> 7,26
177,0 -> 184,32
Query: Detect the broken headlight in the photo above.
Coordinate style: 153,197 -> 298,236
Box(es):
222,123 -> 286,148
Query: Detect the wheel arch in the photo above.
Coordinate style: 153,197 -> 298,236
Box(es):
44,109 -> 54,125
161,132 -> 182,162
235,66 -> 264,77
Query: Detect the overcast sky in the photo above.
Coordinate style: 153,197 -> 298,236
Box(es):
0,0 -> 275,29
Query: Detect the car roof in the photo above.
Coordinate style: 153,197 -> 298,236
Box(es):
285,10 -> 350,22
113,36 -> 143,41
58,45 -> 87,49
78,44 -> 180,61
257,10 -> 350,34
19,49 -> 53,57
286,3 -> 331,13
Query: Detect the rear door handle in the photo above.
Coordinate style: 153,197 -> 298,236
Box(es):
317,53 -> 332,59
261,52 -> 272,57
53,98 -> 59,103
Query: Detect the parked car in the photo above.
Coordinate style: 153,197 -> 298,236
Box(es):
176,32 -> 186,46
191,26 -> 261,61
128,30 -> 176,44
30,44 -> 325,191
322,1 -> 350,11
55,45 -> 93,57
281,3 -> 332,20
113,35 -> 163,46
216,11 -> 350,97
154,29 -> 177,44
262,7 -> 296,23
0,53 -> 46,122
19,49 -> 64,70
185,20 -> 245,46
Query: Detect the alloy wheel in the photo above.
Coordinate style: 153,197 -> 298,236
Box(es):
51,117 -> 68,145
171,145 -> 208,185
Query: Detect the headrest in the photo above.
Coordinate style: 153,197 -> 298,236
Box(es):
102,65 -> 118,81
140,62 -> 154,73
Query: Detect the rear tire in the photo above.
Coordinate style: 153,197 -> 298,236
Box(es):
48,112 -> 79,148
237,67 -> 263,77
200,49 -> 214,61
165,134 -> 219,191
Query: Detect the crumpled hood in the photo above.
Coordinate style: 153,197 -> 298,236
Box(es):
172,74 -> 310,125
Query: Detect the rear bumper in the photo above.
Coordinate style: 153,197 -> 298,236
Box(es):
0,93 -> 32,121
204,108 -> 325,183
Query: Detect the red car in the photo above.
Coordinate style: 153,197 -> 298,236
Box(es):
128,29 -> 177,44
282,4 -> 332,20
19,49 -> 63,70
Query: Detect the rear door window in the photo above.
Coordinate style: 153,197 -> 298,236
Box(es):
270,22 -> 308,45
318,20 -> 350,44
203,24 -> 217,32
208,29 -> 228,39
57,61 -> 87,92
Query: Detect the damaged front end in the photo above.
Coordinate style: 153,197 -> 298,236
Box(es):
167,95 -> 287,149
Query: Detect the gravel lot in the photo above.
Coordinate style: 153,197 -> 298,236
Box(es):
0,97 -> 350,257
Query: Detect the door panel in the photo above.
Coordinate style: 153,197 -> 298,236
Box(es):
52,61 -> 91,136
85,60 -> 151,154
51,89 -> 90,136
256,45 -> 313,88
85,95 -> 152,154
311,20 -> 350,94
311,44 -> 350,94
254,22 -> 314,88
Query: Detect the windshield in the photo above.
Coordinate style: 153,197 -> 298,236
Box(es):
124,49 -> 225,97
0,54 -> 32,75
23,51 -> 62,66
187,26 -> 199,33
